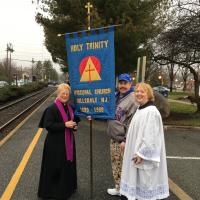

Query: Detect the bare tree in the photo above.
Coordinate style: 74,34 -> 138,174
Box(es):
179,65 -> 190,91
151,0 -> 200,112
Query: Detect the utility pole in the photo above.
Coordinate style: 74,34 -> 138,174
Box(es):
6,43 -> 14,85
31,58 -> 35,82
21,65 -> 23,80
41,65 -> 44,81
6,45 -> 9,77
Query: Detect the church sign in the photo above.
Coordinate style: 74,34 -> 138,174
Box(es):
65,27 -> 115,119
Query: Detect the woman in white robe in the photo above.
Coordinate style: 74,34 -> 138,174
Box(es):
120,83 -> 169,200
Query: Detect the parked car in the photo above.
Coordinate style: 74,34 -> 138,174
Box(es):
153,86 -> 170,97
0,81 -> 8,88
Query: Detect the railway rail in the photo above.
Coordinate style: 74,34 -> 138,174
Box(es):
0,87 -> 56,139
0,88 -> 50,111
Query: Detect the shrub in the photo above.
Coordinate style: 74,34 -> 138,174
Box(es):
0,82 -> 48,104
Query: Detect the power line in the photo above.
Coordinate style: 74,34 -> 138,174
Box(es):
12,58 -> 37,63
0,57 -> 51,62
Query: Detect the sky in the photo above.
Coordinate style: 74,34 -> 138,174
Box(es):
0,0 -> 60,72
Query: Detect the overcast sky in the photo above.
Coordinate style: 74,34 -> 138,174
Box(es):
0,0 -> 60,72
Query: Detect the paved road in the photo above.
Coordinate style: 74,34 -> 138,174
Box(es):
1,95 -> 198,199
165,128 -> 200,200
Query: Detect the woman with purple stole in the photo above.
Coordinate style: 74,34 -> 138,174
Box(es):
38,83 -> 80,200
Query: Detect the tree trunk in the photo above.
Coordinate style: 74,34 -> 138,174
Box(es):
182,68 -> 189,92
193,73 -> 200,113
197,100 -> 200,113
169,64 -> 174,92
170,79 -> 173,92
195,81 -> 200,113
183,80 -> 187,91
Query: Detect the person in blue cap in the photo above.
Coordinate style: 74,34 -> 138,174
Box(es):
107,73 -> 138,196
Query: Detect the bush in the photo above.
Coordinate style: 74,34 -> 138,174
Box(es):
0,82 -> 48,104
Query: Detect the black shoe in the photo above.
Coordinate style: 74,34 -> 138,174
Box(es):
121,195 -> 128,200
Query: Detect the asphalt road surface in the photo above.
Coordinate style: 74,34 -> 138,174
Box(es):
165,127 -> 200,200
0,96 -> 198,200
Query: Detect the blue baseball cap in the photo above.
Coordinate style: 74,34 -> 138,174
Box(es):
118,73 -> 132,82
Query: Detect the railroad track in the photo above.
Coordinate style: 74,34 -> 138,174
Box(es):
0,87 -> 56,138
0,88 -> 50,111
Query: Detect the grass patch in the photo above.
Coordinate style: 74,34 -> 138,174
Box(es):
164,101 -> 200,126
168,91 -> 194,100
169,102 -> 196,113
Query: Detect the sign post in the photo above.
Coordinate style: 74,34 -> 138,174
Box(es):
65,3 -> 115,199
136,56 -> 146,83
85,3 -> 93,198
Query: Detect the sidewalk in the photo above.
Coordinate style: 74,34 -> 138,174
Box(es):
168,98 -> 196,105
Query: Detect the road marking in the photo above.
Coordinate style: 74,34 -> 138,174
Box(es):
0,128 -> 43,200
167,156 -> 200,160
169,178 -> 193,200
0,93 -> 195,200
168,157 -> 196,199
164,125 -> 200,131
0,92 -> 54,148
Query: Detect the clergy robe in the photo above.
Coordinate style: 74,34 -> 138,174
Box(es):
38,103 -> 78,200
120,102 -> 169,200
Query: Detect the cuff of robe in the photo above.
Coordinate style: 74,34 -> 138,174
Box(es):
136,150 -> 160,162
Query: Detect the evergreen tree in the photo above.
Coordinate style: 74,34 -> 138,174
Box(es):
43,60 -> 58,81
34,0 -> 171,74
35,60 -> 43,80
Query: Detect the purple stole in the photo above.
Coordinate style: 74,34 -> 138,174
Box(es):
54,99 -> 74,161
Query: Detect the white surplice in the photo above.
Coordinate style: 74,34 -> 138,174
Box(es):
120,105 -> 169,200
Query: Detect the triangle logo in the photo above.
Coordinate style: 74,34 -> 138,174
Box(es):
80,56 -> 101,82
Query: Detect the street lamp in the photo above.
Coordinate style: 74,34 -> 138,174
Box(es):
13,74 -> 18,86
158,75 -> 163,85
175,79 -> 178,88
132,76 -> 136,86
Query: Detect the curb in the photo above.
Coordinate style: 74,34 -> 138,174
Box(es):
164,125 -> 200,130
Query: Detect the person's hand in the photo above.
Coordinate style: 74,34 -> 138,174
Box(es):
73,125 -> 78,130
65,120 -> 76,128
87,116 -> 92,121
120,142 -> 125,150
132,155 -> 143,165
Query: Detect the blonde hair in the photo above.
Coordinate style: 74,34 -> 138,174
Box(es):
135,83 -> 155,101
56,83 -> 71,95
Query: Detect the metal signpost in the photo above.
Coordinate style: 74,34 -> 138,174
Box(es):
136,56 -> 146,83
85,2 -> 94,199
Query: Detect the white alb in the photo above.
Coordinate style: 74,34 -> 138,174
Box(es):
120,105 -> 169,200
